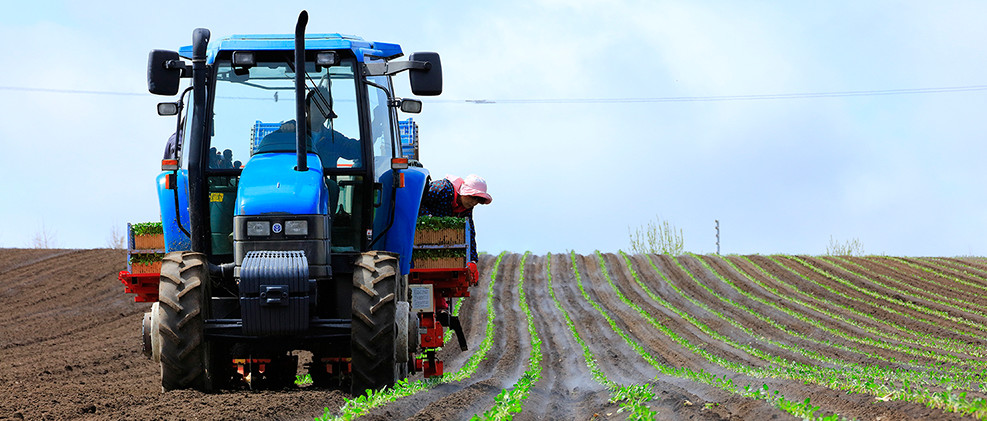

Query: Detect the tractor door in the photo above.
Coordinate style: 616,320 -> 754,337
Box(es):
367,75 -> 400,248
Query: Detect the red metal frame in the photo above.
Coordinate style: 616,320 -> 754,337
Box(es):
118,271 -> 160,303
415,352 -> 443,378
313,357 -> 352,375
233,358 -> 272,377
408,262 -> 478,377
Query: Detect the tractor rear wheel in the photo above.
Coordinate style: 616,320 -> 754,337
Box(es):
350,251 -> 405,394
157,251 -> 213,391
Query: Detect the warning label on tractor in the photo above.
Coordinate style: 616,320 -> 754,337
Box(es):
210,193 -> 224,202
410,284 -> 434,313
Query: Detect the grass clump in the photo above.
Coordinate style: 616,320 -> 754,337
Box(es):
628,216 -> 684,255
825,235 -> 864,256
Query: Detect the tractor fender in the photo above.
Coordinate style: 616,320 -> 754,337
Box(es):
156,171 -> 191,252
383,167 -> 429,275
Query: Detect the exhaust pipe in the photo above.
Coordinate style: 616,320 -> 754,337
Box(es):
294,10 -> 308,172
188,27 -> 212,253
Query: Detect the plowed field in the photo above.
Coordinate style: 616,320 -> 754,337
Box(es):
2,249 -> 986,420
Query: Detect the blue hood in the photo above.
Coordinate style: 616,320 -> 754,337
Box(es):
235,153 -> 328,216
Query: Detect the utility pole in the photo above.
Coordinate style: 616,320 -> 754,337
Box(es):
715,220 -> 720,255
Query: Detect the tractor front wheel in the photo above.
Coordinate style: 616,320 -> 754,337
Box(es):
350,251 -> 404,394
157,251 -> 213,391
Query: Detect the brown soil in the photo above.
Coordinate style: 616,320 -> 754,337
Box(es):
1,249 -> 982,420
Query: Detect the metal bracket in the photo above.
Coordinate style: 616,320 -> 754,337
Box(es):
259,285 -> 288,307
365,60 -> 430,76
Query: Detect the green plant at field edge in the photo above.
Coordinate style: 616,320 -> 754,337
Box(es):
629,216 -> 684,255
825,235 -> 864,256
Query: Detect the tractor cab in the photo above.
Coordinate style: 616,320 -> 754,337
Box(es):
163,34 -> 429,263
142,12 -> 448,393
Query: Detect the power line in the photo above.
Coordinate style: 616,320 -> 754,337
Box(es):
442,85 -> 987,104
3,84 -> 986,103
0,86 -> 146,96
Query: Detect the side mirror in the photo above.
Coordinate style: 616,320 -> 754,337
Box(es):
147,50 -> 182,96
408,52 -> 442,96
399,99 -> 422,114
157,102 -> 179,116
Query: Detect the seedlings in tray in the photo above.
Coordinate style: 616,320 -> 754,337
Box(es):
131,222 -> 164,236
130,253 -> 165,266
416,216 -> 466,231
412,249 -> 467,260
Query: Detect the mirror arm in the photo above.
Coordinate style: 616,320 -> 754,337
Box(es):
165,59 -> 191,77
365,60 -> 429,77
386,60 -> 429,75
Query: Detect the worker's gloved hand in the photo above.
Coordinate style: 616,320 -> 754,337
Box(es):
279,121 -> 296,132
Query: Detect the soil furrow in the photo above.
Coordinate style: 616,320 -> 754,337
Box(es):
741,255 -> 957,357
775,255 -> 987,344
803,256 -> 987,338
890,257 -> 987,298
698,255 -> 922,368
549,253 -> 662,386
514,254 -> 613,420
844,257 -> 987,313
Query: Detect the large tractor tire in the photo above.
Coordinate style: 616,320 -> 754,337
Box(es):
351,251 -> 406,394
157,251 -> 213,391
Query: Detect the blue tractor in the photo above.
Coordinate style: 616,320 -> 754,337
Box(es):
143,11 -> 442,393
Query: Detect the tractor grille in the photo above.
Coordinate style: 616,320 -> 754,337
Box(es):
233,215 -> 330,278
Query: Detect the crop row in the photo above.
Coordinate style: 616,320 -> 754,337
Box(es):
871,257 -> 987,308
693,255 -> 985,387
543,252 -> 657,419
784,256 -> 987,340
900,257 -> 987,292
659,253 -> 980,391
744,256 -> 986,365
829,257 -> 987,316
473,252 -> 542,420
619,253 -> 987,418
578,252 -> 844,420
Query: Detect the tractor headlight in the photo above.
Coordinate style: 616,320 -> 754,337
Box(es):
285,220 -> 308,236
246,221 -> 270,236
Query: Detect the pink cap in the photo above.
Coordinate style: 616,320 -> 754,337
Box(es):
448,174 -> 492,204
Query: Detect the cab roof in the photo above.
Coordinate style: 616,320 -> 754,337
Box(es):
178,33 -> 403,64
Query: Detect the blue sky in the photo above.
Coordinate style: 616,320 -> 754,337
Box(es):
1,1 -> 985,256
